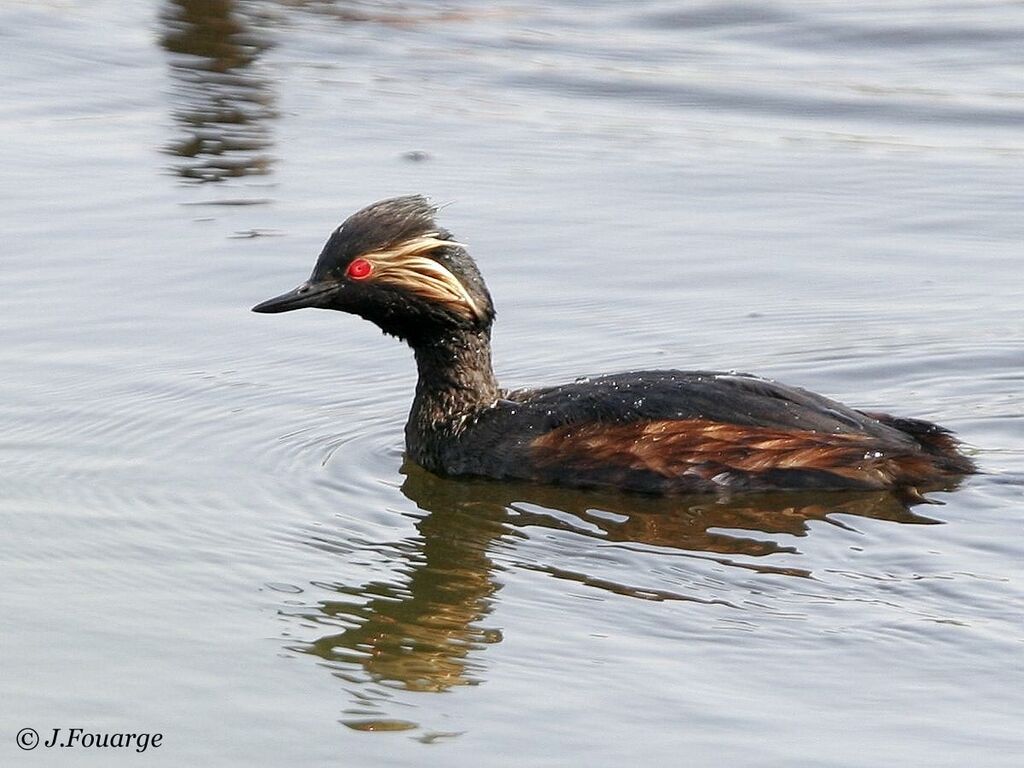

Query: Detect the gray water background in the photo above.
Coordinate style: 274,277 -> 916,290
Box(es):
2,1 -> 1022,766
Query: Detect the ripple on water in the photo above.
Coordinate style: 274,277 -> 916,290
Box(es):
265,452 -> 1005,733
4,0 -> 1023,762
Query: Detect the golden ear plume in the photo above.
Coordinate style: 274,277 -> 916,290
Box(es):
363,234 -> 485,322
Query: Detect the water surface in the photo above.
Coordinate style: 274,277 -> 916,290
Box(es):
2,1 -> 1022,766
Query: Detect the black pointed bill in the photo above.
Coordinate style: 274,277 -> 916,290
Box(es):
251,280 -> 340,314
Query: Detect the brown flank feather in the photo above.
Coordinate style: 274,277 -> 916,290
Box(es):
530,419 -> 955,490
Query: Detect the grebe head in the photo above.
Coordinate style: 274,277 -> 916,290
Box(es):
252,196 -> 494,343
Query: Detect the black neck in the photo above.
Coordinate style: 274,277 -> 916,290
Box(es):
406,327 -> 500,464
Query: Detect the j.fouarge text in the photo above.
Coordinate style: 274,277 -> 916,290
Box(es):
42,727 -> 162,752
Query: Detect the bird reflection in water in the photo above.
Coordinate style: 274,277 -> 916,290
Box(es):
298,488 -> 506,696
283,464 -> 955,729
159,0 -> 276,181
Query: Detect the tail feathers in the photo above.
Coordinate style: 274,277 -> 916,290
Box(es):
861,411 -> 976,476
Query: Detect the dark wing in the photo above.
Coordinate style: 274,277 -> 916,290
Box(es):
508,371 -> 917,439
443,371 -> 962,492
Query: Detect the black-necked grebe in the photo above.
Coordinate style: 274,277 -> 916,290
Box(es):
253,196 -> 975,495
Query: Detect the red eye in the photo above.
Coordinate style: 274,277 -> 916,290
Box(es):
345,258 -> 373,280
